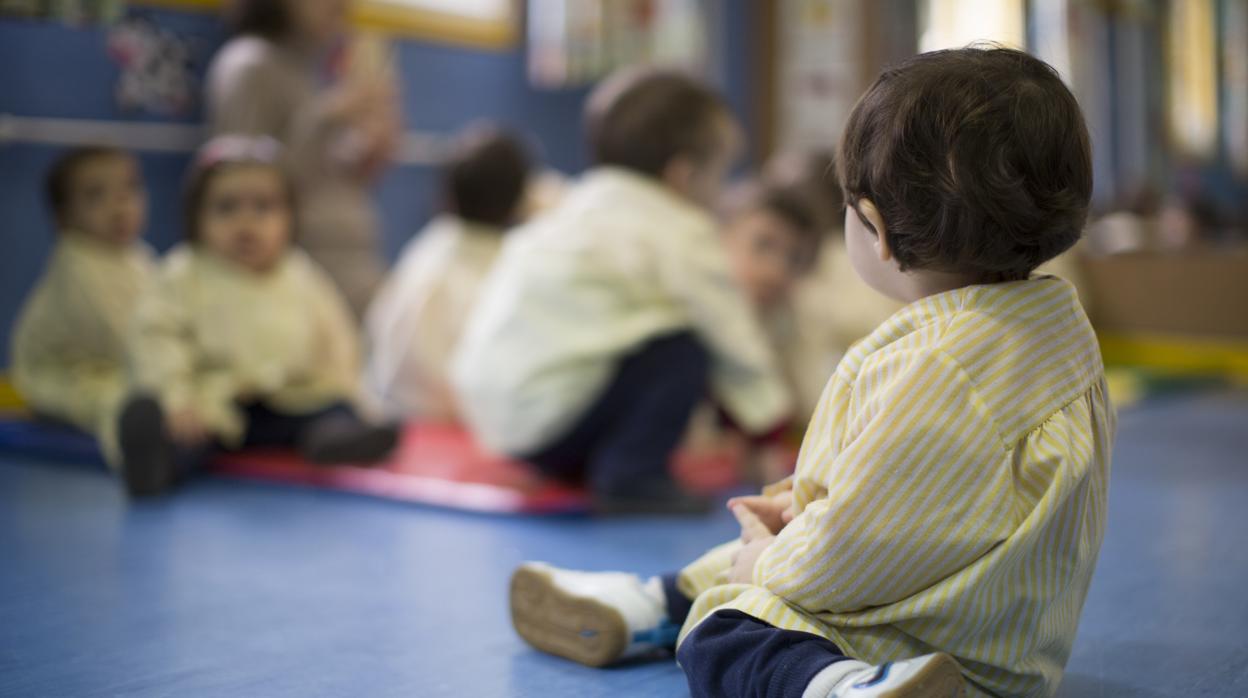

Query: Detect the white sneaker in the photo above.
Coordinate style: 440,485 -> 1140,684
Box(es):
509,562 -> 677,667
802,653 -> 966,698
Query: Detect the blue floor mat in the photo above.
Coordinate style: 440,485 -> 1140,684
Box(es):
2,391 -> 1247,696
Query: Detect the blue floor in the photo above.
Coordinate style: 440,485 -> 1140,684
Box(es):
2,391 -> 1247,697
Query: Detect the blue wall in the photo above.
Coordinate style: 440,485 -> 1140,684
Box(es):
0,2 -> 757,367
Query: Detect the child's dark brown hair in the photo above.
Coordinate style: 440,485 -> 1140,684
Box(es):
444,124 -> 532,228
585,67 -> 731,179
182,135 -> 293,242
45,146 -> 136,228
837,46 -> 1093,282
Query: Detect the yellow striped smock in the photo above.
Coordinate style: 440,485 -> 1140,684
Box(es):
676,277 -> 1115,698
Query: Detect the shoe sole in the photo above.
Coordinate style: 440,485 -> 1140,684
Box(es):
509,565 -> 629,667
873,652 -> 966,698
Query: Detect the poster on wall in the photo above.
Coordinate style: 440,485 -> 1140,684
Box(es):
774,0 -> 860,153
527,0 -> 708,89
1225,0 -> 1248,177
108,14 -> 199,116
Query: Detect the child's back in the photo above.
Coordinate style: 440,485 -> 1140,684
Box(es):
681,275 -> 1111,697
456,167 -> 787,455
454,69 -> 790,512
366,126 -> 531,421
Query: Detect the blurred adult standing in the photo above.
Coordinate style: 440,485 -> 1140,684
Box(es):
205,0 -> 399,317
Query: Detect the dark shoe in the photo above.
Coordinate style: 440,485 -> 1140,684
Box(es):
593,477 -> 713,516
298,417 -> 398,465
117,396 -> 176,497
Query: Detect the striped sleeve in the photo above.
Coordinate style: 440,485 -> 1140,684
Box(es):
753,347 -> 1015,614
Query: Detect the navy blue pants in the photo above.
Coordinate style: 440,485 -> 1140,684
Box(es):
662,576 -> 850,698
522,331 -> 710,493
175,401 -> 358,471
236,401 -> 356,448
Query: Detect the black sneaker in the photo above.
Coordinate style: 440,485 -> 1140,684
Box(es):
297,417 -> 398,466
117,395 -> 176,497
593,477 -> 713,516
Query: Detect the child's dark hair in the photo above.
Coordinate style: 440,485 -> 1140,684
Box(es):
227,0 -> 291,38
45,146 -> 134,226
585,67 -> 731,178
758,185 -> 823,265
764,149 -> 844,232
444,125 -> 532,228
182,135 -> 292,241
837,46 -> 1093,281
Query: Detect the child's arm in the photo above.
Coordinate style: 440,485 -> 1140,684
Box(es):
304,256 -> 364,403
748,350 -> 1011,613
657,231 -> 792,435
129,262 -> 232,443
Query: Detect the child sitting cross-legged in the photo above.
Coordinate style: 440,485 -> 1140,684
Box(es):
117,135 -> 397,496
508,47 -> 1115,698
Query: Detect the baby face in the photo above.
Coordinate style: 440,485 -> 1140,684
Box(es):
62,154 -> 147,247
724,207 -> 811,308
197,164 -> 292,274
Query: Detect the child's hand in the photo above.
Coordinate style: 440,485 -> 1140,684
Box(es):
167,407 -> 208,445
728,501 -> 778,584
727,489 -> 795,535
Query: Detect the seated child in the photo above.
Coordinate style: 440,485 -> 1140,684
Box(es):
767,150 -> 906,405
507,47 -> 1115,698
365,125 -> 532,421
10,147 -> 153,461
453,68 -> 792,514
117,135 -> 396,496
692,182 -> 823,483
720,182 -> 825,419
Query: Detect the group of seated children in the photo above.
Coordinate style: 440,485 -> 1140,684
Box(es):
12,46 -> 1115,698
14,137 -> 398,496
12,67 -> 834,509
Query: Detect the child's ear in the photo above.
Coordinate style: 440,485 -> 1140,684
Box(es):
856,198 -> 892,263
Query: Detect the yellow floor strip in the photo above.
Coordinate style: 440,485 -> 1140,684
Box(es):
1099,332 -> 1248,384
0,377 -> 23,411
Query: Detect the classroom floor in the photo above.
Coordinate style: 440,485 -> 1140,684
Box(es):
2,390 -> 1246,697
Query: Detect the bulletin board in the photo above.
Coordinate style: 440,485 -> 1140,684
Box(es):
137,0 -> 518,49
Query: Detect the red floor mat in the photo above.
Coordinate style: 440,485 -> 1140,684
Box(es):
0,416 -> 759,515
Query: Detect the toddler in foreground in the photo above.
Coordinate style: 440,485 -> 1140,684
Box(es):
508,47 -> 1115,698
117,136 -> 396,495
